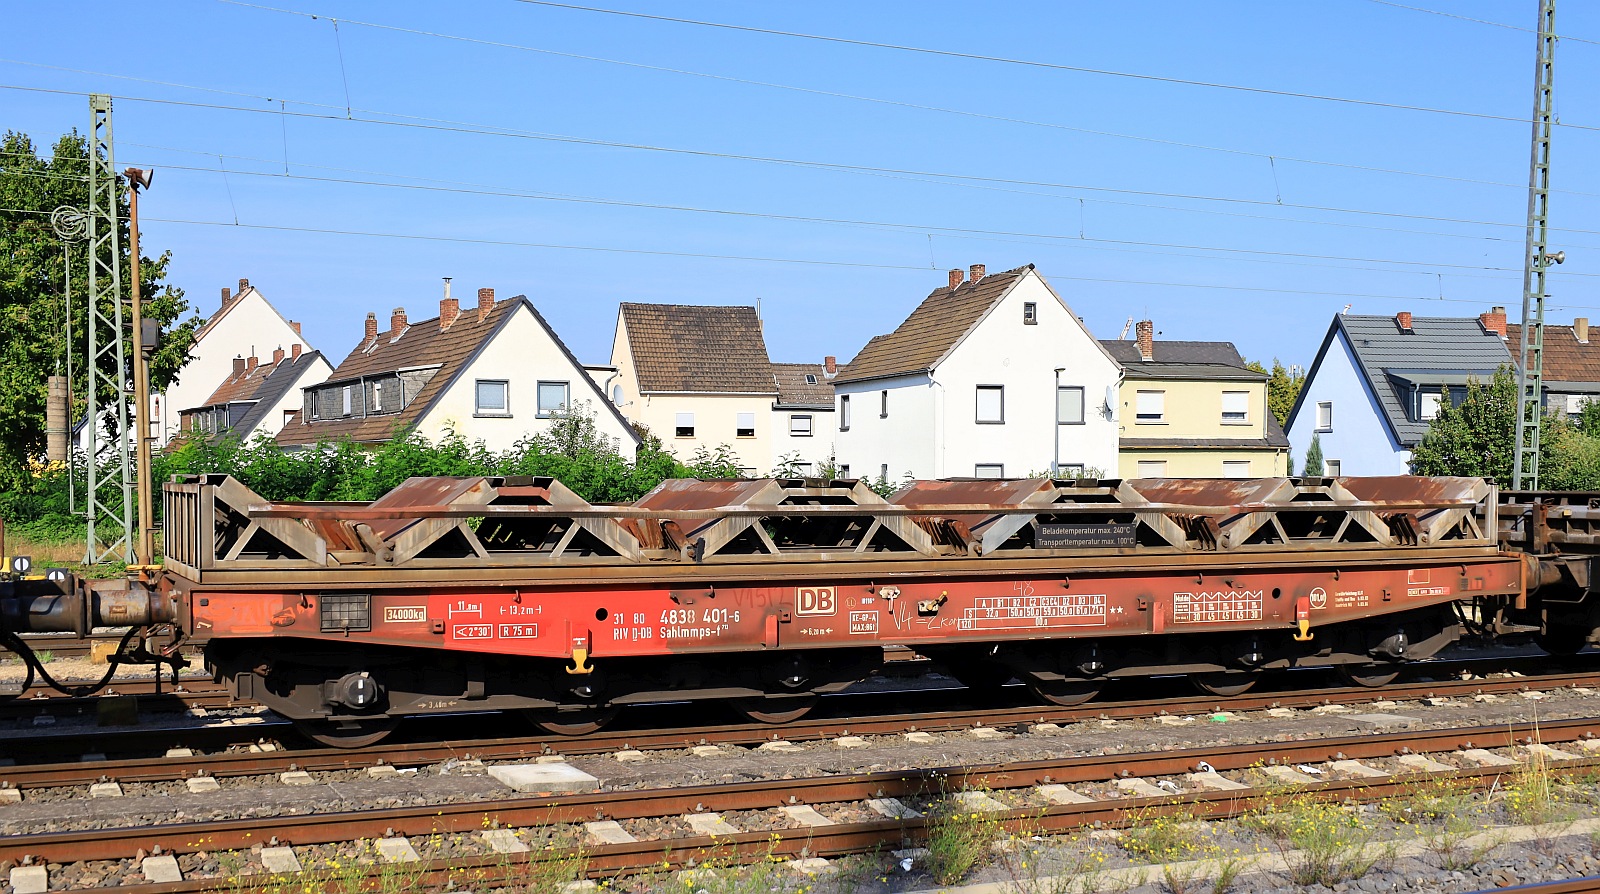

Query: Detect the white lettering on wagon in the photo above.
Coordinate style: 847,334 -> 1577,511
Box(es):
1408,586 -> 1450,598
1172,590 -> 1263,624
384,606 -> 426,623
497,624 -> 539,638
957,594 -> 1107,631
453,624 -> 493,639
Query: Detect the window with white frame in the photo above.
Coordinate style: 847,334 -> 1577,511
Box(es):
1223,460 -> 1251,478
372,381 -> 384,413
975,385 -> 1005,424
879,463 -> 889,481
1023,302 -> 1038,325
804,374 -> 817,385
839,464 -> 850,478
475,380 -> 509,416
1136,390 -> 1165,423
1418,390 -> 1442,420
1058,386 -> 1085,425
536,381 -> 569,418
789,414 -> 813,436
839,395 -> 851,430
1222,391 -> 1249,424
1136,460 -> 1167,477
880,390 -> 889,418
675,412 -> 695,438
342,385 -> 353,416
736,412 -> 756,438
1316,401 -> 1333,431
974,463 -> 1004,478
1325,459 -> 1342,477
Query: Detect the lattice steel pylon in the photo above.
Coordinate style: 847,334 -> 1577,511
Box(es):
1513,0 -> 1558,492
83,94 -> 134,564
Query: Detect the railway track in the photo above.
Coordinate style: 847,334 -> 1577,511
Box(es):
7,714 -> 1600,893
5,665 -> 1599,791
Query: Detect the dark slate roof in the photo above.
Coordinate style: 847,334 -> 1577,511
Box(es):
619,303 -> 776,394
229,352 -> 324,439
1100,340 -> 1248,366
1506,323 -> 1600,385
835,267 -> 1030,384
772,363 -> 835,409
1289,314 -> 1512,448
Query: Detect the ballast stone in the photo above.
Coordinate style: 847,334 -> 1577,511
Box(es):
488,763 -> 599,794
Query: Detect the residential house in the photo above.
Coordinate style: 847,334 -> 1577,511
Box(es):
609,303 -> 778,474
158,278 -> 313,447
832,264 -> 1121,481
1506,315 -> 1600,419
1102,321 -> 1288,478
1285,310 -> 1512,476
177,344 -> 332,444
770,357 -> 840,475
277,286 -> 638,455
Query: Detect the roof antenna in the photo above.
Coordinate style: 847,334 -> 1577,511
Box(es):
1341,304 -> 1352,315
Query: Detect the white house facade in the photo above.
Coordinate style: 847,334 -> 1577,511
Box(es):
832,264 -> 1121,482
770,360 -> 840,476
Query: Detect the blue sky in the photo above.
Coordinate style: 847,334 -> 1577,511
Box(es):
4,1 -> 1598,372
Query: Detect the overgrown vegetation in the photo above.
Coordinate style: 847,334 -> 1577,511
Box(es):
1411,366 -> 1600,488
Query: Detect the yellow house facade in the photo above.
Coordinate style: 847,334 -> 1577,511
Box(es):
1104,323 -> 1290,479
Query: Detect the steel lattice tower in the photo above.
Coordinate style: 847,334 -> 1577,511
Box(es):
1513,0 -> 1558,491
83,94 -> 134,564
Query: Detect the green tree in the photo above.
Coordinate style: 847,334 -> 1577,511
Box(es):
1409,366 -> 1600,489
0,130 -> 201,485
1303,433 -> 1324,476
1246,358 -> 1307,426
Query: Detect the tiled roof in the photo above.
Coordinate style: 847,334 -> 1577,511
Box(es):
619,303 -> 775,394
835,267 -> 1029,384
1292,314 -> 1512,447
231,352 -> 325,439
1100,340 -> 1248,367
1120,437 -> 1287,450
276,299 -> 521,445
1506,323 -> 1600,385
772,363 -> 835,408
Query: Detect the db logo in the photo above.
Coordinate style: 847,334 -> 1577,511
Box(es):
797,587 -> 836,616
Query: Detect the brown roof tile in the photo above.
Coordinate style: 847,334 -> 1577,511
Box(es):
620,303 -> 775,393
835,267 -> 1028,384
276,299 -> 519,446
1505,323 -> 1600,384
200,358 -> 283,406
772,363 -> 835,408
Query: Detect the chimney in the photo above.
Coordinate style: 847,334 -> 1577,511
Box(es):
969,263 -> 985,282
289,320 -> 302,337
477,287 -> 495,321
1135,319 -> 1154,362
237,278 -> 250,296
1396,311 -> 1413,332
272,346 -> 284,365
232,355 -> 246,376
291,343 -> 303,360
220,286 -> 231,307
364,312 -> 379,343
440,296 -> 460,330
246,354 -> 259,374
1479,306 -> 1507,338
824,355 -> 838,376
1578,317 -> 1590,345
948,268 -> 964,290
390,306 -> 408,334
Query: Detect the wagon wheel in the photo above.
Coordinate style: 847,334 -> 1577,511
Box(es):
295,717 -> 399,749
730,694 -> 818,724
1190,671 -> 1259,697
1026,678 -> 1103,707
526,706 -> 620,736
1536,627 -> 1589,656
949,660 -> 1015,695
1336,663 -> 1400,689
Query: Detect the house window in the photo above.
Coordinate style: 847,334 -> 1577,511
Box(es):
793,462 -> 813,476
738,467 -> 758,478
1316,401 -> 1333,432
880,463 -> 889,480
342,385 -> 353,417
974,463 -> 1005,478
675,412 -> 695,438
804,374 -> 818,385
1136,390 -> 1165,423
790,414 -> 813,436
1418,390 -> 1442,420
475,380 -> 509,416
1222,391 -> 1249,424
880,390 -> 889,418
372,381 -> 383,413
1023,302 -> 1038,325
736,412 -> 756,438
1223,460 -> 1251,478
1136,460 -> 1167,477
1325,459 -> 1342,477
839,395 -> 851,431
1058,386 -> 1085,425
976,385 -> 1005,424
840,464 -> 850,478
536,381 -> 569,418
283,409 -> 296,427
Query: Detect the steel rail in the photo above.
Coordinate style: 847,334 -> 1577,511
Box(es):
5,714 -> 1598,867
4,666 -> 1596,789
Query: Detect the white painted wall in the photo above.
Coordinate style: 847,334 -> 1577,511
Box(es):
420,305 -> 638,457
770,407 -> 838,475
239,354 -> 334,443
833,271 -> 1120,481
1286,330 -> 1410,476
159,288 -> 311,446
